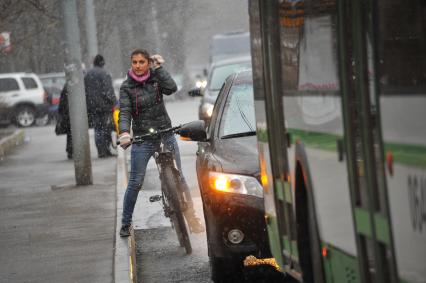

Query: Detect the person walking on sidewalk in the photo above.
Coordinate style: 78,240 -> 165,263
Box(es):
57,83 -> 73,159
84,54 -> 117,158
117,49 -> 204,237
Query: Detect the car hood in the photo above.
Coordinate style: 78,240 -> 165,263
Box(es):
213,135 -> 260,178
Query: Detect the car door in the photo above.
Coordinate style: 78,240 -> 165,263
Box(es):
196,77 -> 234,196
0,77 -> 20,106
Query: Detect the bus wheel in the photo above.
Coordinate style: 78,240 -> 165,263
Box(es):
296,163 -> 325,283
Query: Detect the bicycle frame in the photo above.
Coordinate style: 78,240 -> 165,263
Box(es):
130,126 -> 192,254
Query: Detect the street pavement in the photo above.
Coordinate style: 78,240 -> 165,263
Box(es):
0,125 -> 116,283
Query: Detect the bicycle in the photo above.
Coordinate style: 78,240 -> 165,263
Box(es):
118,125 -> 192,254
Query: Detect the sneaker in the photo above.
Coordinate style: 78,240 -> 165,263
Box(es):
120,224 -> 131,237
188,217 -> 205,234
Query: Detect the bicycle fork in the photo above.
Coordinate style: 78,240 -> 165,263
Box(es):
153,151 -> 189,213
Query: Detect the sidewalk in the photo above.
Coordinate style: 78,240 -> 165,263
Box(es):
0,127 -> 25,158
0,126 -> 117,283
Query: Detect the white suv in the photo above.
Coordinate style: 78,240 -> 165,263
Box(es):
0,73 -> 49,127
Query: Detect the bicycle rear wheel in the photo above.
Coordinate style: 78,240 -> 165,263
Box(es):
161,165 -> 192,254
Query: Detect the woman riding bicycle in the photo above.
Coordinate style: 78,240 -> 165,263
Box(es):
118,49 -> 204,237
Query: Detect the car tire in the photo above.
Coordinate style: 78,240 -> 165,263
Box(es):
35,114 -> 50,126
210,256 -> 244,283
15,106 -> 36,127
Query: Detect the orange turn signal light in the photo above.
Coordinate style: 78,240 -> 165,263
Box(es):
213,175 -> 230,192
322,246 -> 328,258
179,136 -> 191,141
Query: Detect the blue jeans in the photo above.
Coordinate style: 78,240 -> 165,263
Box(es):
121,134 -> 192,225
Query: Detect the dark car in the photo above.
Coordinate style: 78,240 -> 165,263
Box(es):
44,86 -> 62,121
190,56 -> 252,125
180,71 -> 270,282
39,72 -> 66,122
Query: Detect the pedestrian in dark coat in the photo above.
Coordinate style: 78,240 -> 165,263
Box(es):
57,83 -> 72,159
84,54 -> 117,158
117,49 -> 204,237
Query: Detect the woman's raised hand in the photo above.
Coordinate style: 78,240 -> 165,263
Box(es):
150,54 -> 165,69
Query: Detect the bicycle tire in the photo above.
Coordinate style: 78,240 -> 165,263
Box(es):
161,165 -> 192,254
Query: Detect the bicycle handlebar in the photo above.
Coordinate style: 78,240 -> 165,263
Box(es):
116,125 -> 182,145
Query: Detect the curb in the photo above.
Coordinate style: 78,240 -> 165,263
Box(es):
114,147 -> 138,283
0,129 -> 25,158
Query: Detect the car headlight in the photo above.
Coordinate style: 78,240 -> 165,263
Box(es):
201,103 -> 214,117
195,79 -> 207,89
208,172 -> 264,198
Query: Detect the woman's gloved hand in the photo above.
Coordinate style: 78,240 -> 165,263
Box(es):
150,54 -> 165,69
118,132 -> 132,149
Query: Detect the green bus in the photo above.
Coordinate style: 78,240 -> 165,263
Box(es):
249,0 -> 425,282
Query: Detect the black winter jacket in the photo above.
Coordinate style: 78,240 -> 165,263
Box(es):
118,67 -> 177,136
84,66 -> 116,114
57,83 -> 71,134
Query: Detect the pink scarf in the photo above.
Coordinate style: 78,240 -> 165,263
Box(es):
128,69 -> 151,116
128,69 -> 150,83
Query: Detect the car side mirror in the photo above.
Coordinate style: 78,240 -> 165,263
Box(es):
178,120 -> 207,142
188,88 -> 202,97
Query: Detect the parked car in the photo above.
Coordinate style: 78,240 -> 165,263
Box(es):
0,73 -> 49,127
180,70 -> 270,282
189,56 -> 252,125
0,98 -> 12,127
44,85 -> 62,121
38,72 -> 66,121
38,72 -> 66,90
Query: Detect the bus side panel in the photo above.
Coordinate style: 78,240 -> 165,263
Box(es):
375,1 -> 426,281
284,95 -> 357,257
380,96 -> 426,283
322,244 -> 360,283
281,13 -> 357,257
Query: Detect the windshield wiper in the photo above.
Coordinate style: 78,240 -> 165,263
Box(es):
221,131 -> 256,139
235,97 -> 255,132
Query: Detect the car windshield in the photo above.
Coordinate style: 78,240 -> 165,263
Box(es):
40,77 -> 66,89
209,62 -> 251,91
219,81 -> 255,138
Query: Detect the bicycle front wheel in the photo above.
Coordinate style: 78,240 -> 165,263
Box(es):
161,165 -> 192,254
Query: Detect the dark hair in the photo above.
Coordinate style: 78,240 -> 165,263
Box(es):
93,54 -> 105,67
130,49 -> 151,62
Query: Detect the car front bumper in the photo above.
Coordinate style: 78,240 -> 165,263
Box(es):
202,190 -> 271,260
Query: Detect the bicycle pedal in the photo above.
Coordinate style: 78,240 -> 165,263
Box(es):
149,195 -> 162,202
